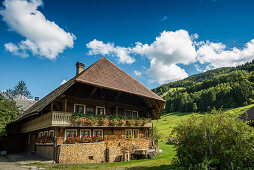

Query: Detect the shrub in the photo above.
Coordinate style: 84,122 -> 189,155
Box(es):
172,110 -> 254,169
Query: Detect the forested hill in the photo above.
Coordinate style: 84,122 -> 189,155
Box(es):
152,60 -> 254,113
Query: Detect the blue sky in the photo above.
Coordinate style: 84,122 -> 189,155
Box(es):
1,0 -> 254,99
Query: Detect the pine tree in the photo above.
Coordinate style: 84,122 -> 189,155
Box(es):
7,80 -> 32,99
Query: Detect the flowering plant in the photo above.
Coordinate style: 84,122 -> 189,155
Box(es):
65,135 -> 79,144
71,113 -> 149,126
34,136 -> 55,144
79,135 -> 104,143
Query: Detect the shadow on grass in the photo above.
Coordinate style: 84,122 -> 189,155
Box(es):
162,112 -> 200,117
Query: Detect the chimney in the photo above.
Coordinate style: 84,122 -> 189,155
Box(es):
76,62 -> 85,75
35,97 -> 39,102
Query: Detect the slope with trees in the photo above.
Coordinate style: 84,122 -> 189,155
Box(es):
152,61 -> 254,112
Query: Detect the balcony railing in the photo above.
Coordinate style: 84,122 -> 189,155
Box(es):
21,111 -> 152,133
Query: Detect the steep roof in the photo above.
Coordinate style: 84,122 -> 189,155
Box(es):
15,57 -> 164,121
76,57 -> 164,101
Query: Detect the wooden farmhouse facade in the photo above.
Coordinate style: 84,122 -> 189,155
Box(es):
5,57 -> 165,163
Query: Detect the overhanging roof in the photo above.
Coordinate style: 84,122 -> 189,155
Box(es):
15,57 -> 165,122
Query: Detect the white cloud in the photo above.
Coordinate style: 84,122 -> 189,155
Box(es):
86,39 -> 135,64
197,40 -> 254,68
86,29 -> 254,84
0,0 -> 76,59
134,70 -> 142,76
133,30 -> 196,83
86,30 -> 196,83
147,59 -> 188,84
61,80 -> 67,85
194,64 -> 203,72
161,16 -> 167,21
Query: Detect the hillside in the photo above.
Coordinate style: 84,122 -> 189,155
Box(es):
153,104 -> 254,140
152,60 -> 254,113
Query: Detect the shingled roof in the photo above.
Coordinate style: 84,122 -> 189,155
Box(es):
16,57 -> 164,121
76,57 -> 164,101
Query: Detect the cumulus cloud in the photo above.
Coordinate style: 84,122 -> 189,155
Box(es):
86,39 -> 135,64
86,29 -> 254,84
147,59 -> 188,84
197,40 -> 254,69
87,30 -> 196,83
134,70 -> 142,76
61,80 -> 67,85
0,0 -> 76,59
132,30 -> 196,83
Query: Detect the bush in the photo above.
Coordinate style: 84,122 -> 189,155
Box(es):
172,110 -> 254,169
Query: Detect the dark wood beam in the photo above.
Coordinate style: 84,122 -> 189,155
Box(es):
89,87 -> 97,98
114,92 -> 121,101
56,95 -> 147,111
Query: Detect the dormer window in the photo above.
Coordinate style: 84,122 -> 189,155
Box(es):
74,104 -> 86,114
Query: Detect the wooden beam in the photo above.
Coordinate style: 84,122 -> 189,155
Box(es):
89,87 -> 97,98
64,99 -> 67,112
143,98 -> 158,119
114,92 -> 121,101
50,102 -> 53,111
57,95 -> 147,111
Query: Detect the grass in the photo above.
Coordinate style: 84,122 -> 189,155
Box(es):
26,104 -> 254,169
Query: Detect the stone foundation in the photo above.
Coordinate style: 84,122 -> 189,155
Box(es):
57,142 -> 106,163
56,138 -> 152,163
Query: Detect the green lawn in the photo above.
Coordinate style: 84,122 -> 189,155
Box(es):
30,104 -> 254,169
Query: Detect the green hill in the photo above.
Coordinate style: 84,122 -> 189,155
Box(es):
153,104 -> 254,140
152,60 -> 254,113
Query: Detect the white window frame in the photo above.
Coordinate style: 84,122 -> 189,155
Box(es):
64,129 -> 77,140
133,129 -> 139,139
44,131 -> 48,136
132,110 -> 139,118
96,106 -> 106,115
125,109 -> 131,117
125,129 -> 132,139
39,132 -> 43,137
49,130 -> 54,137
93,129 -> 103,137
80,129 -> 91,137
74,104 -> 86,114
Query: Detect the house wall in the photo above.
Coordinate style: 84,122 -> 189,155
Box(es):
35,144 -> 54,159
55,127 -> 149,144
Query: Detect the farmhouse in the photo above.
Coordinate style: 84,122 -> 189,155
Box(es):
5,57 -> 165,163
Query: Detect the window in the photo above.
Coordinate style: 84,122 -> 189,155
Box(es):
80,129 -> 91,137
93,129 -> 103,137
39,132 -> 43,137
125,129 -> 132,139
74,104 -> 86,114
44,131 -> 48,136
132,111 -> 138,118
87,107 -> 94,115
125,110 -> 131,117
49,130 -> 54,137
133,129 -> 139,139
96,106 -> 105,115
65,129 -> 77,140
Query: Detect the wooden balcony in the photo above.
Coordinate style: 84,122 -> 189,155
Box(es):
21,111 -> 152,133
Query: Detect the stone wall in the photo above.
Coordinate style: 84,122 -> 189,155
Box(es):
57,142 -> 106,163
35,144 -> 54,159
107,138 -> 152,162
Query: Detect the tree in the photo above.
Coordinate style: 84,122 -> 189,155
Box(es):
0,94 -> 21,136
7,80 -> 32,99
192,103 -> 198,112
172,111 -> 254,169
